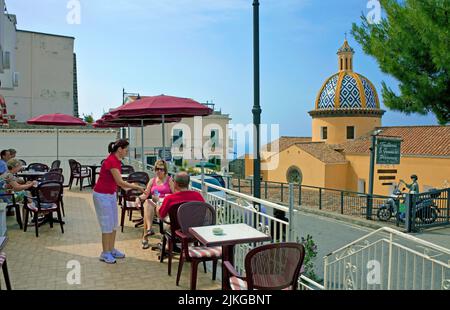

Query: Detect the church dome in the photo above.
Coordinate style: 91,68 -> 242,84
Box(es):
313,40 -> 381,112
315,72 -> 380,110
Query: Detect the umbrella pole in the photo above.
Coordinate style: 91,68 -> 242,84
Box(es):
128,124 -> 131,165
141,120 -> 145,170
162,115 -> 166,161
56,128 -> 59,161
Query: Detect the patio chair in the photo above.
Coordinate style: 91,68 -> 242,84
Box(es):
120,182 -> 146,233
49,168 -> 63,175
224,242 -> 305,290
23,181 -> 64,237
27,163 -> 49,172
175,202 -> 220,290
68,159 -> 91,191
50,160 -> 61,170
120,171 -> 149,214
121,165 -> 135,175
0,192 -> 23,230
0,252 -> 12,290
41,172 -> 65,216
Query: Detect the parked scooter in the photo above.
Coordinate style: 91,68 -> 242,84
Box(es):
377,184 -> 405,222
377,184 -> 440,224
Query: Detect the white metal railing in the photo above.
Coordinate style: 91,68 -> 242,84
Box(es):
323,227 -> 450,290
190,178 -> 324,290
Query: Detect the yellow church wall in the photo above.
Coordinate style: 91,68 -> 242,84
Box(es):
346,154 -> 450,195
312,116 -> 382,145
263,145 -> 327,187
244,154 -> 254,178
324,163 -> 349,190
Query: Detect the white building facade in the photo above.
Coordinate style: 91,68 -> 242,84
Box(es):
0,0 -> 17,90
0,1 -> 78,123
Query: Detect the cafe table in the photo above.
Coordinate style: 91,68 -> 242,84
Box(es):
16,171 -> 47,182
189,223 -> 271,290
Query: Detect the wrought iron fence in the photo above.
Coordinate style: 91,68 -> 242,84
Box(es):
227,177 -> 392,222
406,188 -> 450,232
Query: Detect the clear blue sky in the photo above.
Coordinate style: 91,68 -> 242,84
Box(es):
8,0 -> 438,142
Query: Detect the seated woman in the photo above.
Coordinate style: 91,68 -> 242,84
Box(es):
0,159 -> 37,204
137,160 -> 174,249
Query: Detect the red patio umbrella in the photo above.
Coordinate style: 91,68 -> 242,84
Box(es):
108,95 -> 213,161
27,113 -> 87,160
95,114 -> 182,167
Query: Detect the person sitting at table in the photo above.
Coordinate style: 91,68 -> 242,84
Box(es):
0,159 -> 37,204
0,150 -> 12,175
136,160 -> 174,249
156,171 -> 204,228
8,149 -> 16,159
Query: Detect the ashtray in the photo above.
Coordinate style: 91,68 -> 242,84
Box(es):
212,228 -> 224,235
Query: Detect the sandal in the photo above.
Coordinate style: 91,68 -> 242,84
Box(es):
144,229 -> 155,238
141,240 -> 150,250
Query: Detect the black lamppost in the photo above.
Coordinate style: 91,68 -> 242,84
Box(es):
252,0 -> 262,199
368,129 -> 383,219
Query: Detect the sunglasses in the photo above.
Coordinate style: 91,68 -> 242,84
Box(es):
155,168 -> 165,172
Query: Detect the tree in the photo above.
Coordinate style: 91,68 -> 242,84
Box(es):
83,114 -> 94,124
352,0 -> 450,124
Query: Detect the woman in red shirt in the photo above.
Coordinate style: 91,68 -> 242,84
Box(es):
93,139 -> 144,264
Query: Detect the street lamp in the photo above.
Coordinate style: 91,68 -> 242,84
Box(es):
367,129 -> 383,219
252,0 -> 262,199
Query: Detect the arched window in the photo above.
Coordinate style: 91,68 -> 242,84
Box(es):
286,166 -> 303,184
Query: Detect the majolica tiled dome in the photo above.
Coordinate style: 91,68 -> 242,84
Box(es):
314,40 -> 380,111
315,72 -> 379,109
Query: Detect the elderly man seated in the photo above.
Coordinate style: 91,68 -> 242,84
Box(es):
140,172 -> 204,251
156,172 -> 204,221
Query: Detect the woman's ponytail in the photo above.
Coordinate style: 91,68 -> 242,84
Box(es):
108,139 -> 130,153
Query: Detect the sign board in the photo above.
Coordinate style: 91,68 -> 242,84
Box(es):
376,138 -> 401,165
157,148 -> 172,161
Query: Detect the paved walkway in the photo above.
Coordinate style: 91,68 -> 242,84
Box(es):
1,189 -> 220,290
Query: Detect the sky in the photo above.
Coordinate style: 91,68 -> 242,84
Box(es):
7,0 -> 439,153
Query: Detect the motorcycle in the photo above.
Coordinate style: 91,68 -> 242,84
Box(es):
377,184 -> 405,222
377,185 -> 440,224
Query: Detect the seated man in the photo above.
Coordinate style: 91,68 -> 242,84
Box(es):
156,172 -> 205,221
146,172 -> 204,253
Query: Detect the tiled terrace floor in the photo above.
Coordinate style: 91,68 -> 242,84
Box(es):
1,189 -> 221,290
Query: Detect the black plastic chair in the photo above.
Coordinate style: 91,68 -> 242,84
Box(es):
23,181 -> 64,237
68,159 -> 91,191
41,172 -> 65,216
0,252 -> 12,290
27,163 -> 49,172
120,181 -> 146,232
0,192 -> 22,229
50,160 -> 61,170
